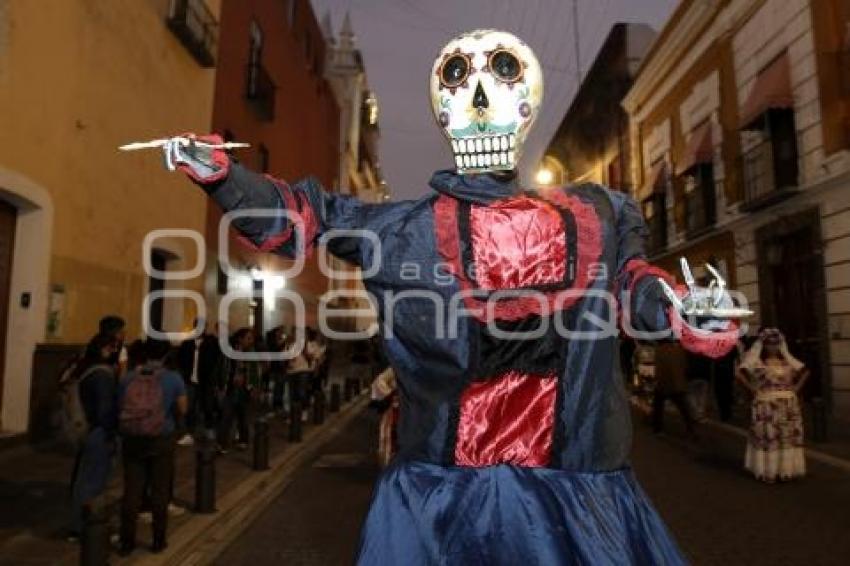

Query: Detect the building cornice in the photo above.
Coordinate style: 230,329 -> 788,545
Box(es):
623,0 -> 724,114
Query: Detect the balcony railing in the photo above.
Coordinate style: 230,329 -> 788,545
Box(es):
166,0 -> 217,68
683,166 -> 716,237
741,136 -> 798,211
245,63 -> 276,122
644,195 -> 667,256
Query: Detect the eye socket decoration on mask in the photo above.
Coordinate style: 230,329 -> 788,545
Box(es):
487,49 -> 523,84
436,49 -> 476,95
440,54 -> 471,89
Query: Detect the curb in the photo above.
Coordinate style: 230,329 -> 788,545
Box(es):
630,397 -> 850,474
126,393 -> 371,566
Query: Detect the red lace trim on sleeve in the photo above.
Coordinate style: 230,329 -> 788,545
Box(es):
668,305 -> 740,359
234,177 -> 319,255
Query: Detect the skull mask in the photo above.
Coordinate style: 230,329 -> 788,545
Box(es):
430,29 -> 544,174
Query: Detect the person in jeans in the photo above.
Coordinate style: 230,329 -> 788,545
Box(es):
117,339 -> 187,556
651,342 -> 697,438
69,333 -> 118,540
219,329 -> 257,450
176,319 -> 206,446
99,315 -> 128,377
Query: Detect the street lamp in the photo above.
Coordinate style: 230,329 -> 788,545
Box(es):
536,167 -> 554,186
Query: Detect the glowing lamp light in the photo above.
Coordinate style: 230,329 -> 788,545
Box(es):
536,167 -> 554,186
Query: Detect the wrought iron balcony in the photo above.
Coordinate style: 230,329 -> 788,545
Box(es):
245,63 -> 276,122
683,165 -> 716,238
741,136 -> 799,212
166,0 -> 218,68
643,195 -> 667,256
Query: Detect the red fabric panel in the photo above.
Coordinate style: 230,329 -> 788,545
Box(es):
470,196 -> 566,289
433,191 -> 603,323
455,370 -> 558,468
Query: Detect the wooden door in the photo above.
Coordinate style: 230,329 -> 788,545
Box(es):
0,201 -> 16,409
758,210 -> 828,401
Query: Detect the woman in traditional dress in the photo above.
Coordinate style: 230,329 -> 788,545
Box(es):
737,328 -> 808,482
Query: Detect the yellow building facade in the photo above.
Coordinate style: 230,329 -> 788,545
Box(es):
0,0 -> 219,433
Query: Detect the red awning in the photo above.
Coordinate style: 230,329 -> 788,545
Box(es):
676,122 -> 714,175
637,161 -> 668,201
740,53 -> 794,129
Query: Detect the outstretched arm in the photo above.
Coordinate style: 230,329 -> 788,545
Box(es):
612,192 -> 743,359
165,133 -> 373,265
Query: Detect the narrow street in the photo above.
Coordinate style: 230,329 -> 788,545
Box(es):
216,411 -> 850,566
216,408 -> 381,565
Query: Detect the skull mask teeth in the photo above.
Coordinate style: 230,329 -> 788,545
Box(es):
430,29 -> 544,175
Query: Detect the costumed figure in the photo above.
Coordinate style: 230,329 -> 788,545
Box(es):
370,367 -> 399,468
737,328 -> 808,482
134,30 -> 750,565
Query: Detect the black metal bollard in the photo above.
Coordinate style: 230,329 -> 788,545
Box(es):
811,397 -> 828,442
312,390 -> 326,425
253,417 -> 270,470
289,401 -> 303,442
344,379 -> 354,402
329,383 -> 341,413
195,429 -> 217,514
80,502 -> 109,566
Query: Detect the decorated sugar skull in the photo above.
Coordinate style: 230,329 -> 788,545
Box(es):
430,29 -> 544,174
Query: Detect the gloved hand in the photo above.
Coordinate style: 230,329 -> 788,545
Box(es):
658,258 -> 752,331
161,134 -> 230,183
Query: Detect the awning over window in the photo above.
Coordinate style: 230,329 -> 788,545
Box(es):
740,53 -> 794,129
676,122 -> 714,175
637,161 -> 668,202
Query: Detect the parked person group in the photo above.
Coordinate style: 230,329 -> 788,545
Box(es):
63,315 -> 336,555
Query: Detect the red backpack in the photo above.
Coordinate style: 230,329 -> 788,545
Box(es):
119,369 -> 165,437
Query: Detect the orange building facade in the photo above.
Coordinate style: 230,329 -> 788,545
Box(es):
206,0 -> 341,334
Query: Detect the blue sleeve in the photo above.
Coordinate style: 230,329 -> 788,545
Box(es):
196,160 -> 388,266
170,372 -> 187,397
610,191 -> 673,335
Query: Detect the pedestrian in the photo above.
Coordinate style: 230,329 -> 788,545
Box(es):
125,339 -> 147,374
305,327 -> 326,397
99,315 -> 129,377
737,328 -> 808,483
219,328 -> 256,450
713,340 -> 741,422
285,330 -> 312,423
266,326 -> 287,416
369,367 -> 398,467
117,339 -> 187,556
68,333 -> 118,540
685,350 -> 712,421
651,342 -> 697,438
619,337 -> 637,386
176,319 -> 206,446
197,322 -> 227,433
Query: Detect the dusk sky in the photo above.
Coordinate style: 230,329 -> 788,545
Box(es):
310,0 -> 678,200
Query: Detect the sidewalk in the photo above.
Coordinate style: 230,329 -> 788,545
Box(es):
0,345 -> 375,566
631,395 -> 850,474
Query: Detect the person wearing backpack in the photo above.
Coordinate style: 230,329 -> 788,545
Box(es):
117,339 -> 187,556
68,333 -> 119,540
